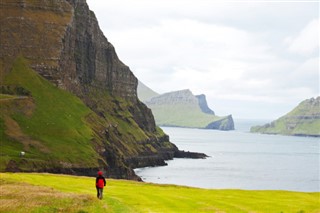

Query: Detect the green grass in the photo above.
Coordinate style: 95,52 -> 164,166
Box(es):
1,1 -> 178,175
0,94 -> 17,99
150,103 -> 224,128
0,57 -> 176,174
1,173 -> 319,213
1,57 -> 101,168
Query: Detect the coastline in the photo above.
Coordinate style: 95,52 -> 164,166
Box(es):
136,126 -> 320,192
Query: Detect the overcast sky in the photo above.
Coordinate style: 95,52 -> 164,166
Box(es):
86,0 -> 319,120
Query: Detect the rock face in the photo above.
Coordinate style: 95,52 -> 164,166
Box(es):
196,94 -> 215,115
0,0 -> 206,179
206,115 -> 234,130
250,97 -> 320,137
142,89 -> 234,130
62,1 -> 137,99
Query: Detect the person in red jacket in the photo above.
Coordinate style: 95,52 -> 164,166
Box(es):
96,171 -> 106,199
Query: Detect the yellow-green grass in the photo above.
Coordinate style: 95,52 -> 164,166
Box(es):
1,173 -> 319,213
150,104 -> 225,128
0,94 -> 17,100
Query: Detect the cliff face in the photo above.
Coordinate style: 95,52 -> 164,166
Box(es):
142,89 -> 234,130
64,0 -> 157,133
0,0 -> 180,178
206,115 -> 234,131
1,0 -> 73,80
196,94 -> 215,115
1,0 -> 155,132
250,97 -> 320,137
61,1 -> 137,99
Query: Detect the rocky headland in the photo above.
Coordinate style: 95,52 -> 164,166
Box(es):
140,87 -> 234,130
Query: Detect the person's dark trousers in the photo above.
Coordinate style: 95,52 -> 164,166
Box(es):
96,187 -> 103,199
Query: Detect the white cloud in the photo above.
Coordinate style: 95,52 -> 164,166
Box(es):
284,19 -> 319,55
106,18 -> 273,93
86,0 -> 319,119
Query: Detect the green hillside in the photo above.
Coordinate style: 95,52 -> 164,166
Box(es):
0,57 -> 101,170
143,89 -> 234,130
1,173 -> 319,213
251,97 -> 320,137
137,80 -> 159,102
150,103 -> 225,128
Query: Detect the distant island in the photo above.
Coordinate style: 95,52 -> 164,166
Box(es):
250,97 -> 320,137
138,81 -> 234,130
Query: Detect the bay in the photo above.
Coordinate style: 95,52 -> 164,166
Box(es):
135,124 -> 320,192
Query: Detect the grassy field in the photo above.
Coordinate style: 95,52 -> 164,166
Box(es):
1,173 -> 319,213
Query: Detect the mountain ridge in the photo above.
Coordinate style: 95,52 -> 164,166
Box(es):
140,86 -> 234,130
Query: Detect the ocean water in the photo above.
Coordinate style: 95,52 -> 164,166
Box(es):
135,124 -> 320,192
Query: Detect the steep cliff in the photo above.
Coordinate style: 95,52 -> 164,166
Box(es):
250,97 -> 320,137
0,0 -> 191,179
143,89 -> 234,130
206,115 -> 234,130
196,94 -> 215,115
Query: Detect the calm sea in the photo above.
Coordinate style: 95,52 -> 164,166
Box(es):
135,121 -> 320,192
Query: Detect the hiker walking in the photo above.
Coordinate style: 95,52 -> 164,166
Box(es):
96,171 -> 106,199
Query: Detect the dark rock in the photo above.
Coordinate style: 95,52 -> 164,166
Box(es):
206,115 -> 235,130
174,150 -> 208,159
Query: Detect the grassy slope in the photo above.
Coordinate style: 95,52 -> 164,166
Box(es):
251,98 -> 320,136
151,103 -> 225,128
1,173 -> 319,213
0,57 -> 101,169
0,57 -> 176,174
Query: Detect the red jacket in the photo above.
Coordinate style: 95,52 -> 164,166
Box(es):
96,176 -> 106,188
